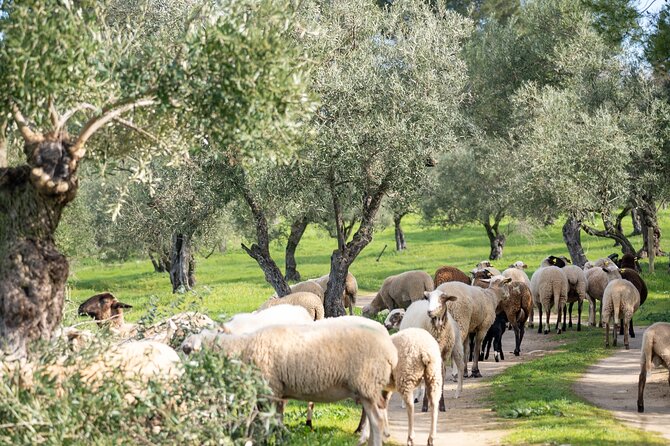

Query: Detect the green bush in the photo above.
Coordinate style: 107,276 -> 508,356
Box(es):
0,339 -> 283,445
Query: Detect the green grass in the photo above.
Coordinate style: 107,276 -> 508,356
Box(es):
64,212 -> 670,445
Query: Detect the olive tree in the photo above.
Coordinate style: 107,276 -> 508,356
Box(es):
0,0 -> 311,353
301,0 -> 471,316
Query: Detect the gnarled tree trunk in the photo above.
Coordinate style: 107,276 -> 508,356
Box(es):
0,136 -> 78,354
285,216 -> 309,282
636,198 -> 664,258
237,168 -> 291,297
169,233 -> 195,293
582,210 -> 636,256
149,248 -> 171,273
562,215 -> 588,267
482,212 -> 506,260
631,208 -> 642,236
394,212 -> 407,251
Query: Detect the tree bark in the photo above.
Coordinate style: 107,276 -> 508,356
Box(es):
169,233 -> 195,293
149,249 -> 171,273
285,216 -> 309,282
582,211 -> 636,255
323,173 -> 390,317
631,208 -> 642,236
237,169 -> 291,297
482,213 -> 506,260
562,215 -> 588,267
0,136 -> 79,355
394,212 -> 407,251
0,118 -> 7,168
638,198 -> 665,258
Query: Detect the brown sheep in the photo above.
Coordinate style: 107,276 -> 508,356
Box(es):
471,268 -> 494,288
619,268 -> 648,338
637,322 -> 670,413
78,292 -> 134,334
433,266 -> 470,288
496,281 -> 532,356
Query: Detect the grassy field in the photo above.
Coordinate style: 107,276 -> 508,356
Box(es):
64,211 -> 670,445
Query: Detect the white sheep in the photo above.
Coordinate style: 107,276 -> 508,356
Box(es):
312,272 -> 358,315
223,304 -> 313,334
362,270 -> 434,317
182,317 -> 397,446
602,275 -> 640,350
637,322 -> 670,413
530,256 -> 568,334
561,264 -> 588,331
585,263 -> 611,327
280,280 -> 325,301
258,291 -> 324,320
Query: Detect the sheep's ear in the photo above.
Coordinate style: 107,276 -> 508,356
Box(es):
522,263 -> 527,269
601,267 -> 609,273
503,277 -> 513,284
111,301 -> 132,310
442,293 -> 457,302
423,291 -> 431,299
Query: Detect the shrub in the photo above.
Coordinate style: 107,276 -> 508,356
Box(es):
0,338 -> 283,445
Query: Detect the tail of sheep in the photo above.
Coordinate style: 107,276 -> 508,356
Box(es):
553,283 -> 561,315
612,294 -> 622,326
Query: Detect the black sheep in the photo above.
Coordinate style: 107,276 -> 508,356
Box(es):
618,267 -> 647,338
480,312 -> 508,362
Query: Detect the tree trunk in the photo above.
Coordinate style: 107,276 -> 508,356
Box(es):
169,233 -> 195,293
638,199 -> 664,258
284,216 -> 309,282
394,212 -> 407,251
0,119 -> 7,168
0,136 -> 79,355
482,214 -> 506,260
631,208 -> 642,236
323,172 -> 390,317
562,215 -> 588,267
237,169 -> 291,297
582,211 -> 636,256
149,249 -> 171,273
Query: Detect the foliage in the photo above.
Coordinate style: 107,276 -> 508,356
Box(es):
0,338 -> 283,445
646,3 -> 670,79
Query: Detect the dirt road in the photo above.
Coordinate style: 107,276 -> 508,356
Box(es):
575,326 -> 670,442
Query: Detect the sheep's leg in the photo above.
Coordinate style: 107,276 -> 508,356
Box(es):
605,321 -> 610,347
402,391 -> 415,446
598,300 -> 603,328
537,302 -> 543,334
629,318 -> 635,338
306,401 -> 314,428
544,307 -> 551,335
637,370 -> 647,413
452,341 -> 464,399
426,371 -> 440,446
561,304 -> 567,333
512,321 -> 521,356
577,300 -> 583,332
360,399 -> 382,446
568,301 -> 574,328
354,407 -> 368,434
462,338 -> 470,378
587,296 -> 596,326
528,304 -> 534,328
619,318 -> 625,336
483,334 -> 492,361
623,320 -> 630,350
496,333 -> 504,361
470,331 -> 485,378
613,322 -> 618,347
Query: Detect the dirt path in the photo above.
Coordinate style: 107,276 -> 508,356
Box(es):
357,295 -> 564,445
575,326 -> 670,442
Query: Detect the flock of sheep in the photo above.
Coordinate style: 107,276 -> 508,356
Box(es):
4,255 -> 669,446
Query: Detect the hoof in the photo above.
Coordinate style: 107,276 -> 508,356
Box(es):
470,370 -> 482,378
631,333 -> 636,338
557,329 -> 562,335
494,352 -> 500,363
407,439 -> 414,446
414,397 -> 419,404
625,344 -> 629,350
427,438 -> 433,446
439,402 -> 446,412
421,405 -> 428,413
451,374 -> 458,382
543,330 -> 548,335
514,350 -> 520,356
306,419 -> 313,429
638,404 -> 644,413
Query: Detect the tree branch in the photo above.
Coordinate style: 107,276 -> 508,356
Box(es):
11,103 -> 43,144
57,103 -> 98,130
329,169 -> 346,252
70,97 -> 156,159
48,96 -> 60,129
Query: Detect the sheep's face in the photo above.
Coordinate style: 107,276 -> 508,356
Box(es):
384,309 -> 405,330
476,261 -> 492,269
482,275 -> 512,299
509,261 -> 527,269
426,290 -> 456,329
181,328 -> 221,355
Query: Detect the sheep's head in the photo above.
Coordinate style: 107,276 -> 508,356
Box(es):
425,290 -> 457,329
601,265 -> 622,281
471,268 -> 494,287
181,328 -> 221,355
481,275 -> 512,300
542,255 -> 566,268
78,292 -> 132,325
475,260 -> 492,269
384,309 -> 405,330
509,261 -> 527,270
